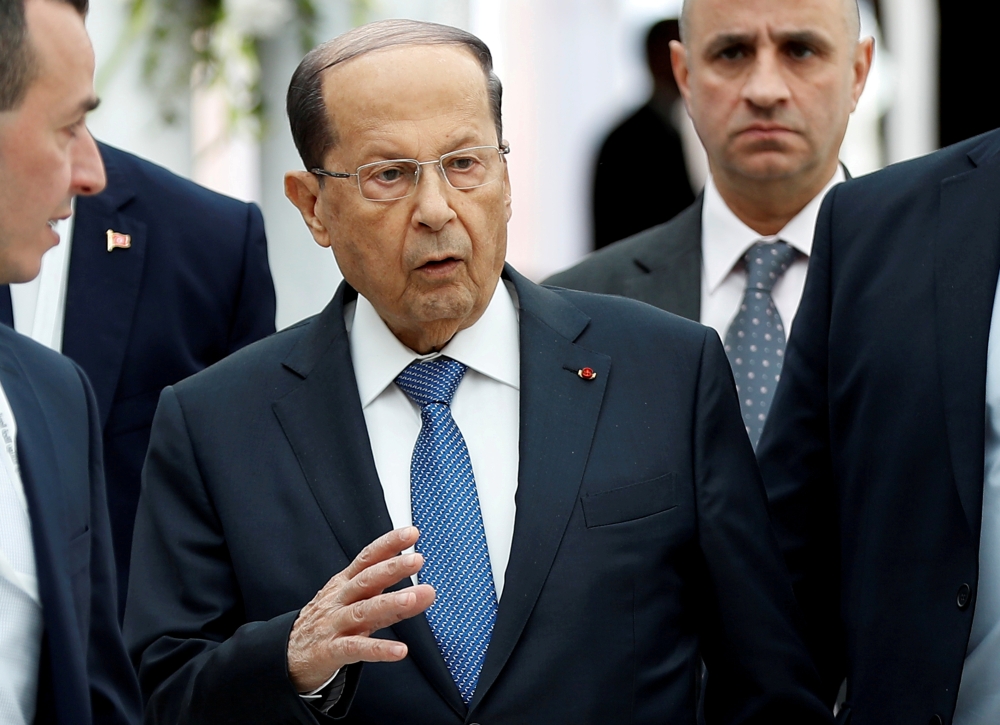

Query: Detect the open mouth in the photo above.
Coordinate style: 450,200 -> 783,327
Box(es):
419,257 -> 461,272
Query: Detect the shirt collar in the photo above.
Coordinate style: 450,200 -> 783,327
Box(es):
701,166 -> 846,294
349,278 -> 521,408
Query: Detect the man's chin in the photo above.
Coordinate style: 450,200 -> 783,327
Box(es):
729,155 -> 812,184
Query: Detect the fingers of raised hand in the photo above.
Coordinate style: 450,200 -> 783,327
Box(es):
337,552 -> 425,606
339,527 -> 420,583
330,636 -> 408,666
336,585 -> 436,638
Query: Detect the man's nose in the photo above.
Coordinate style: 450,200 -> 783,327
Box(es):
411,165 -> 457,232
71,128 -> 107,197
742,48 -> 792,110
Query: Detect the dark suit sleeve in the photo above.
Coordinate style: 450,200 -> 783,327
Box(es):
226,202 -> 276,353
124,387 -> 357,724
756,189 -> 845,703
690,331 -> 833,724
75,363 -> 143,725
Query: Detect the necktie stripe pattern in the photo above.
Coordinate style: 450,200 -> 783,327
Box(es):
724,241 -> 796,448
396,358 -> 497,704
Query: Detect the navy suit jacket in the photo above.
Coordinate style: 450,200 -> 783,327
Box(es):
757,129 -> 1000,724
1,143 -> 276,608
124,266 -> 832,725
0,324 -> 140,725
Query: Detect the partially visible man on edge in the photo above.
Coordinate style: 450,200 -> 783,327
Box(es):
0,0 -> 141,723
756,94 -> 1000,725
124,18 -> 835,725
546,0 -> 872,448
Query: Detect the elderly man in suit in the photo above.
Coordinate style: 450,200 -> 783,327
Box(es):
758,126 -> 1000,724
547,0 -> 873,447
0,0 -> 140,722
0,141 -> 276,615
125,19 -> 834,725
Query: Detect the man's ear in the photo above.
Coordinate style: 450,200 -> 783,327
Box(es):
285,171 -> 332,249
850,36 -> 876,113
502,151 -> 512,223
670,40 -> 693,113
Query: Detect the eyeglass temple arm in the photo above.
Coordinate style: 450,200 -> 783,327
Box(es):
310,169 -> 353,179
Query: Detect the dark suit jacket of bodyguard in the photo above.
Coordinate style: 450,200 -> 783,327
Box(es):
545,199 -> 704,320
1,143 -> 277,610
0,324 -> 140,724
756,129 -> 1000,724
124,265 -> 832,725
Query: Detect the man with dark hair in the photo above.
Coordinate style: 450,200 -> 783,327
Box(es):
547,0 -> 872,448
0,0 -> 140,723
0,140 -> 277,616
125,18 -> 834,725
591,19 -> 696,250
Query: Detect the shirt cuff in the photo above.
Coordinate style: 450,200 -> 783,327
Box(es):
299,668 -> 347,715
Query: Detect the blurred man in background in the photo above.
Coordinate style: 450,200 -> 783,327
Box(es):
548,0 -> 873,447
0,0 -> 141,722
591,19 -> 695,250
0,140 -> 277,616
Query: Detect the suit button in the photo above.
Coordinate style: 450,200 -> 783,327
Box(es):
929,715 -> 943,725
957,583 -> 972,610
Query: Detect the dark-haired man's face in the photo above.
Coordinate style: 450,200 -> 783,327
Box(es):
672,0 -> 871,188
0,0 -> 105,285
285,44 -> 510,354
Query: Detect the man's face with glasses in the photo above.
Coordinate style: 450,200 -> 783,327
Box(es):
285,44 -> 511,354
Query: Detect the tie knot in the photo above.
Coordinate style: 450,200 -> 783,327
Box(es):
745,241 -> 795,292
396,357 -> 468,408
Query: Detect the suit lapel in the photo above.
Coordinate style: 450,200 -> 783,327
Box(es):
272,286 -> 467,717
625,198 -> 703,321
0,339 -> 89,718
935,136 -> 1000,542
0,288 -> 12,328
470,268 -> 610,710
62,145 -> 148,429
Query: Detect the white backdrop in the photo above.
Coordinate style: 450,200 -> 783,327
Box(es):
84,0 -> 938,330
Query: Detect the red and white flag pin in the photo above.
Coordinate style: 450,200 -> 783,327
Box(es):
106,229 -> 131,252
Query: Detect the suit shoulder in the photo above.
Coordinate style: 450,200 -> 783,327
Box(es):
170,315 -> 312,395
832,130 -> 997,213
100,143 -> 255,219
544,204 -> 699,293
0,326 -> 90,402
548,285 -> 709,348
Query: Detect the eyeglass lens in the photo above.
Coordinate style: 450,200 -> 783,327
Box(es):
357,146 -> 505,201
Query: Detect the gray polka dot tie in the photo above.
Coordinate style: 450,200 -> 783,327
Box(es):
723,241 -> 796,448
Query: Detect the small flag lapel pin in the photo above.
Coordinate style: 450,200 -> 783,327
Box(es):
106,229 -> 131,252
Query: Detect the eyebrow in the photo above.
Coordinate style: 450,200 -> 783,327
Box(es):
704,29 -> 834,56
704,32 -> 757,56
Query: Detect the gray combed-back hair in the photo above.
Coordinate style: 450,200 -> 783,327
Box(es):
286,19 -> 503,171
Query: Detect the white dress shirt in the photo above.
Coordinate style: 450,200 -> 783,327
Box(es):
953,279 -> 1000,724
9,212 -> 74,352
699,168 -> 845,338
345,279 -> 520,599
0,379 -> 43,725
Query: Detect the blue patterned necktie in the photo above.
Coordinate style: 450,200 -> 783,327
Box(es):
395,357 -> 498,704
724,241 -> 797,448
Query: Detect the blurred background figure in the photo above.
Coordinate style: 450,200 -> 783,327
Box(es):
591,19 -> 695,250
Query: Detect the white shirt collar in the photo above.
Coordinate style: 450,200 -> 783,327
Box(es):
349,279 -> 520,408
701,166 -> 846,294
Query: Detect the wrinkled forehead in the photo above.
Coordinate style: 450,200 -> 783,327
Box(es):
320,44 -> 493,142
683,0 -> 860,44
